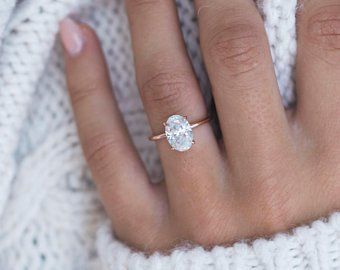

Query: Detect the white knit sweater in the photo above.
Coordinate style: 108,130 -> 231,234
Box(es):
1,0 -> 339,269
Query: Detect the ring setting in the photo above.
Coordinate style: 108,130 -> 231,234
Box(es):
149,115 -> 209,152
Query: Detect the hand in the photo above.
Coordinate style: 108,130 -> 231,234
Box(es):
60,0 -> 340,252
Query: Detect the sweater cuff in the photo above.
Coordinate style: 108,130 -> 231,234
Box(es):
96,212 -> 340,270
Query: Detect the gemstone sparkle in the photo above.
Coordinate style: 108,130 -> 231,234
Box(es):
165,115 -> 194,152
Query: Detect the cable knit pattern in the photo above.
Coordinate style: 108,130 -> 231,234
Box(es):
0,0 -> 338,269
258,0 -> 297,107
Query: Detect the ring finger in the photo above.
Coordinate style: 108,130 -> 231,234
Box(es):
125,0 -> 224,219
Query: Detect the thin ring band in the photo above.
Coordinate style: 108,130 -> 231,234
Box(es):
149,117 -> 210,141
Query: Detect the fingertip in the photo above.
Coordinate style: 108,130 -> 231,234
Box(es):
59,18 -> 85,57
60,18 -> 101,57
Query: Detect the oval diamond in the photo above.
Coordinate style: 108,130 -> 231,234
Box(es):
165,115 -> 194,152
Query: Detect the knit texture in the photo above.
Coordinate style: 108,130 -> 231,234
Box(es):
0,0 -> 338,269
97,213 -> 340,270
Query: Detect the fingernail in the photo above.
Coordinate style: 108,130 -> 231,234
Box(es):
59,18 -> 84,56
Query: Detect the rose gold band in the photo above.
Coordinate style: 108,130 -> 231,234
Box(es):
148,117 -> 210,141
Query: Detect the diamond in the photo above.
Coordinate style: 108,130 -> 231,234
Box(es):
165,115 -> 194,152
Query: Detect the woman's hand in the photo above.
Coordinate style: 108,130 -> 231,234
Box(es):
60,0 -> 340,252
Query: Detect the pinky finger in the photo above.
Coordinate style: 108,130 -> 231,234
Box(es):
59,18 -> 166,240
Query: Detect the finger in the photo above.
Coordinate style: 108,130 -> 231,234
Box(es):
296,1 -> 340,145
60,19 -> 166,236
195,0 -> 293,181
125,0 -> 224,217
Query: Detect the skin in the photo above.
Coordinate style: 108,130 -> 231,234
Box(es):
62,0 -> 340,252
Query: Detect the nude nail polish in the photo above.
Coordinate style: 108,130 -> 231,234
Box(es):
59,18 -> 84,56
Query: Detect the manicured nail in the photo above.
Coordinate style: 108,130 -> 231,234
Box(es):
59,18 -> 84,56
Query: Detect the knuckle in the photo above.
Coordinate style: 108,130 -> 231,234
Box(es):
127,0 -> 159,8
83,133 -> 120,176
69,81 -> 98,107
207,23 -> 265,76
140,72 -> 191,115
305,5 -> 340,64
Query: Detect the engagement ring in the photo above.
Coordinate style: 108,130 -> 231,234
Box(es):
149,115 -> 210,152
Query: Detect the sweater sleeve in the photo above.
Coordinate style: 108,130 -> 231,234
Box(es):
96,212 -> 340,270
